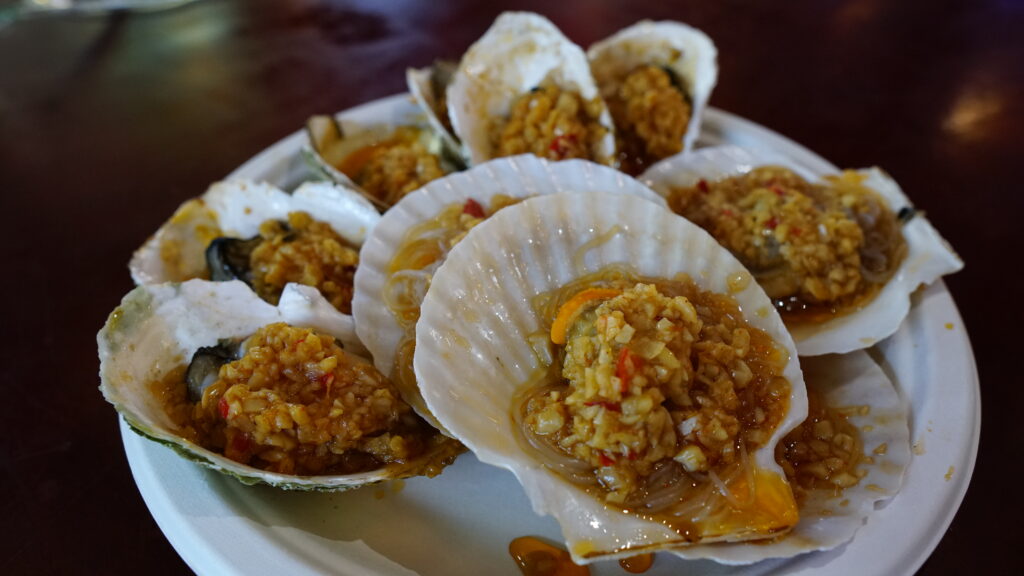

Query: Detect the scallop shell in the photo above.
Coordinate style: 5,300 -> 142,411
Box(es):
129,179 -> 380,285
98,279 -> 459,490
641,145 -> 964,356
353,155 -> 666,433
413,191 -> 808,563
446,12 -> 616,165
588,19 -> 719,156
673,350 -> 911,564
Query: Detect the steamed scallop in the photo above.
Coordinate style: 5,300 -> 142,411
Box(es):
588,20 -> 718,174
98,280 -> 461,490
674,350 -> 911,564
414,191 -> 808,563
130,179 -> 379,316
353,154 -> 666,433
446,12 -> 617,166
642,145 -> 963,356
304,115 -> 464,209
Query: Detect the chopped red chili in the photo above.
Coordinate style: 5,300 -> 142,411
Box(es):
616,347 -> 642,393
598,452 -> 616,467
765,216 -> 779,230
320,372 -> 336,394
218,397 -> 229,419
548,133 -> 579,159
721,208 -> 735,217
697,179 -> 709,193
231,432 -> 251,453
771,185 -> 786,197
462,198 -> 486,218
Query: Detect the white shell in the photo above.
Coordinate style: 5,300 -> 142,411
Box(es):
446,12 -> 616,165
642,145 -> 964,356
673,350 -> 911,564
353,155 -> 666,433
406,64 -> 464,161
414,191 -> 808,563
588,20 -> 719,155
97,280 -> 457,490
129,179 -> 380,285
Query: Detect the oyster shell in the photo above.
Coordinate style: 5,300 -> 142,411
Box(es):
642,145 -> 963,356
413,191 -> 807,563
130,179 -> 380,285
98,280 -> 460,490
406,61 -> 463,160
352,155 -> 666,434
588,20 -> 718,172
446,12 -> 616,166
304,114 -> 464,209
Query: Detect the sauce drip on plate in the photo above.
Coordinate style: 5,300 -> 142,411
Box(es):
619,553 -> 654,573
509,537 -> 588,576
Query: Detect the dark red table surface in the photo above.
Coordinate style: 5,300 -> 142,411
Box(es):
2,0 -> 1021,574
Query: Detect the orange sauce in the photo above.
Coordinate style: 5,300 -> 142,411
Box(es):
509,537 -> 589,576
619,553 -> 654,573
337,142 -> 385,179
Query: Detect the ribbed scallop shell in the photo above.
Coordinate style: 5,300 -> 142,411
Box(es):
129,179 -> 380,285
641,145 -> 964,356
446,12 -> 616,165
673,350 -> 911,564
413,191 -> 808,563
353,155 -> 665,432
588,19 -> 718,156
98,280 -> 457,490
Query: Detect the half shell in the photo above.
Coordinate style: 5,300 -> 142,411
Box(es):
98,280 -> 459,490
414,191 -> 807,563
130,179 -> 380,285
353,155 -> 666,433
446,12 -> 616,166
406,61 -> 463,161
642,145 -> 964,356
588,20 -> 718,165
304,115 -> 464,209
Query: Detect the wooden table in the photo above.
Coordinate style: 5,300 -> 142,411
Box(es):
1,0 -> 1018,573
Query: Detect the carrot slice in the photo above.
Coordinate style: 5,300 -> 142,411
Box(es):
550,288 -> 621,345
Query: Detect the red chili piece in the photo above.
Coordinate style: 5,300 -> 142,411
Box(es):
771,185 -> 786,197
231,432 -> 251,453
721,208 -> 735,217
462,198 -> 486,218
765,216 -> 779,230
616,347 -> 642,393
218,397 -> 229,419
320,372 -> 336,394
599,452 -> 616,467
548,133 -> 579,159
697,179 -> 709,193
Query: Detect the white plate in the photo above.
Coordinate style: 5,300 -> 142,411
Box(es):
121,94 -> 980,576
